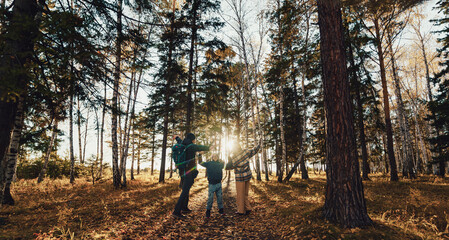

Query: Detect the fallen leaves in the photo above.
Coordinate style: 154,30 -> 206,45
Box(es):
1,173 -> 449,239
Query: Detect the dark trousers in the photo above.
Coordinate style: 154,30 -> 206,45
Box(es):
173,172 -> 195,214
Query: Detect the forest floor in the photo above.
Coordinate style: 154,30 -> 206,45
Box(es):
0,171 -> 449,239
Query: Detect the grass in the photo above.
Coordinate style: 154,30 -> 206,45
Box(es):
0,172 -> 448,239
251,173 -> 449,239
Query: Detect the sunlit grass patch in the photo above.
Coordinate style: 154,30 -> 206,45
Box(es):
249,173 -> 448,239
0,174 -> 185,239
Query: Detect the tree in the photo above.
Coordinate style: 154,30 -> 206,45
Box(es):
0,0 -> 42,202
317,0 -> 372,227
343,6 -> 372,180
357,0 -> 427,180
428,0 -> 449,177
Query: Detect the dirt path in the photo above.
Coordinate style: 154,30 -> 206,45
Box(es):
123,173 -> 280,239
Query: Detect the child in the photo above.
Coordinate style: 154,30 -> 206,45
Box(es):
199,153 -> 225,218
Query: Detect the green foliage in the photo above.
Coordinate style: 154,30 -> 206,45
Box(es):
428,0 -> 449,172
16,157 -> 81,180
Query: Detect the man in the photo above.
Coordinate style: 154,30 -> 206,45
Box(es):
172,133 -> 211,219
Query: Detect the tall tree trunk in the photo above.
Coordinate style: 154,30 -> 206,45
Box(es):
137,135 -> 141,175
160,0 -> 176,182
284,75 -> 308,182
373,17 -> 398,181
112,0 -> 123,189
410,80 -> 429,173
169,122 -> 175,179
131,126 -> 135,180
259,77 -> 274,181
1,99 -> 24,205
345,22 -> 370,180
70,93 -> 75,183
317,0 -> 372,227
77,96 -> 83,164
278,86 -> 286,182
99,82 -> 106,178
0,0 -> 40,192
388,32 -> 415,179
83,111 -> 89,165
38,119 -> 59,183
151,128 -> 155,176
119,69 -> 135,188
186,0 -> 199,133
254,75 -> 268,181
420,32 -> 444,176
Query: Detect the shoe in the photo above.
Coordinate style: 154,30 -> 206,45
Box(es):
172,212 -> 186,219
245,210 -> 252,215
235,211 -> 245,216
219,208 -> 224,215
182,208 -> 192,213
206,210 -> 211,218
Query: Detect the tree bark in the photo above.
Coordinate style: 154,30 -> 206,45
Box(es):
1,99 -> 24,205
186,0 -> 199,133
317,0 -> 372,228
388,35 -> 415,179
99,82 -> 106,178
160,0 -> 176,183
284,74 -> 309,182
38,119 -> 59,183
344,22 -> 370,180
131,126 -> 135,180
0,0 -> 40,192
112,0 -> 123,188
373,17 -> 398,181
70,92 -> 75,184
77,96 -> 83,164
151,127 -> 155,176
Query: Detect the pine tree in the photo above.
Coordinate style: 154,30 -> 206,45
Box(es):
429,0 -> 449,177
317,0 -> 372,227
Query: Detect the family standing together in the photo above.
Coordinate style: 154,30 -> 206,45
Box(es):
171,133 -> 261,219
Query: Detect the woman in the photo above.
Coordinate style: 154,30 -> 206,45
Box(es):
227,142 -> 261,215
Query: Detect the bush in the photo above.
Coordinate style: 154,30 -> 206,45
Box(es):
16,158 -> 81,180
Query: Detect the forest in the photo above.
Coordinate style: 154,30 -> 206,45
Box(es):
0,0 -> 449,239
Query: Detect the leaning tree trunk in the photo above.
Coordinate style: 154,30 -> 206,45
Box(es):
373,17 -> 398,181
38,118 -> 59,183
1,99 -> 24,205
317,0 -> 372,228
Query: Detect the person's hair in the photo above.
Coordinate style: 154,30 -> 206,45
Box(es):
186,133 -> 195,141
211,153 -> 219,161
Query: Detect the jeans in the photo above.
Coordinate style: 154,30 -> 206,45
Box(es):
206,182 -> 223,210
173,172 -> 195,214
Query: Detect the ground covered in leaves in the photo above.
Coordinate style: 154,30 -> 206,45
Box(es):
1,171 -> 448,239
